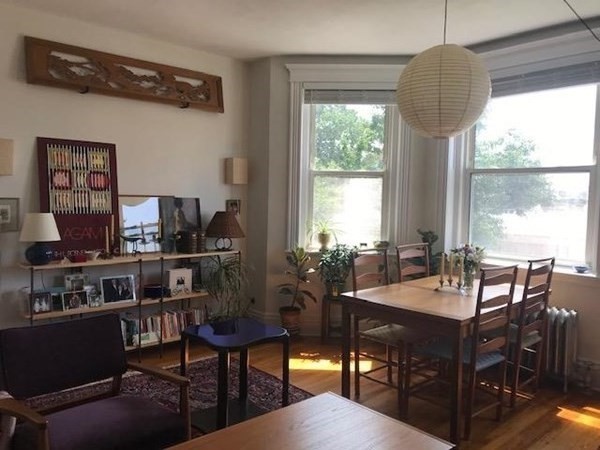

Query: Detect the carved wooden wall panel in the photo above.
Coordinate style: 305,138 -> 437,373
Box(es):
25,36 -> 224,112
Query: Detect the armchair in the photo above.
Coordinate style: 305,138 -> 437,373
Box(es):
0,314 -> 190,450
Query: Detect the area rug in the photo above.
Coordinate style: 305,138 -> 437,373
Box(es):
25,356 -> 313,416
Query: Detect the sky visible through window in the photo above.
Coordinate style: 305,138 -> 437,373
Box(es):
473,85 -> 597,265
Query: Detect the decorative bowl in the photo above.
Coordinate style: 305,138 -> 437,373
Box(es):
573,265 -> 589,274
85,251 -> 101,261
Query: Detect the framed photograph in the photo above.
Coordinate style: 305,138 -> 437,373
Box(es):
168,268 -> 192,296
226,199 -> 240,216
64,273 -> 90,291
84,284 -> 103,307
100,275 -> 136,303
50,292 -> 65,312
158,197 -> 201,253
0,198 -> 19,232
62,290 -> 88,310
31,291 -> 52,314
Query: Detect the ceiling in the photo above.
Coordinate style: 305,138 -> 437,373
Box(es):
3,0 -> 600,60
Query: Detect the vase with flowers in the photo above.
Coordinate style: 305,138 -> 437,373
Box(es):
451,244 -> 485,294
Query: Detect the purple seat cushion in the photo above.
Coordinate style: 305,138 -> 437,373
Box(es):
12,395 -> 186,450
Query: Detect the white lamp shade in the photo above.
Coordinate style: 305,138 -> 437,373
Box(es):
19,213 -> 61,242
397,44 -> 491,139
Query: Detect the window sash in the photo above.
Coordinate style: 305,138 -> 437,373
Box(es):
305,102 -> 389,247
463,83 -> 599,269
492,60 -> 600,98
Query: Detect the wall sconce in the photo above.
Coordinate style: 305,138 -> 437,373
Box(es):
225,157 -> 248,185
19,213 -> 61,265
205,211 -> 245,251
0,138 -> 14,175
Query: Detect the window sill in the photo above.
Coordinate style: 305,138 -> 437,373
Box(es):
482,258 -> 598,287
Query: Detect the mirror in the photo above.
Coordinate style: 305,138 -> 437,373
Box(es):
119,196 -> 162,254
119,195 -> 202,254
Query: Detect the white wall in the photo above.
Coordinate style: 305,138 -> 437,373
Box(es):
0,3 -> 248,327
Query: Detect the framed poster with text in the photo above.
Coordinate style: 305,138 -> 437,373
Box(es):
37,137 -> 120,259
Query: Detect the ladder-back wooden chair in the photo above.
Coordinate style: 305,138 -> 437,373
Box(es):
408,265 -> 518,439
396,243 -> 430,282
352,248 -> 393,395
510,257 -> 555,406
354,244 -> 432,412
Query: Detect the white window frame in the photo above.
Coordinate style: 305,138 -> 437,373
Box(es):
286,64 -> 410,250
448,31 -> 600,273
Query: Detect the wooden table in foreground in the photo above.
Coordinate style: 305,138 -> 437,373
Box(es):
340,276 -> 522,446
166,392 -> 454,450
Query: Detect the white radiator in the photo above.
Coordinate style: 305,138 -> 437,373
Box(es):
546,307 -> 578,393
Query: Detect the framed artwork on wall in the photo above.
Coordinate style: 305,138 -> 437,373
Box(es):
0,198 -> 19,232
36,137 -> 120,259
226,199 -> 240,215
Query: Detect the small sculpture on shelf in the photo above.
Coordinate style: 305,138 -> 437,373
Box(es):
119,234 -> 143,256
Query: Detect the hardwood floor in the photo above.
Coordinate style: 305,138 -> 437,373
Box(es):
133,337 -> 600,449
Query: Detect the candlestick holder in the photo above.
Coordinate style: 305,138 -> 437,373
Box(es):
434,278 -> 462,292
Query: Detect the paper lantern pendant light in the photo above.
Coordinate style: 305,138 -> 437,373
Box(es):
397,43 -> 491,139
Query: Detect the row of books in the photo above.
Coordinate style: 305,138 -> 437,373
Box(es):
120,308 -> 207,347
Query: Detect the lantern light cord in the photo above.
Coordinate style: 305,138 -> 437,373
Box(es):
442,0 -> 448,45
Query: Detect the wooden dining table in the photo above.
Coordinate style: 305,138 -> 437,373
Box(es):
340,275 -> 521,445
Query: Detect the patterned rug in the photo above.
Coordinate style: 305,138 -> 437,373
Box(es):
25,356 -> 313,417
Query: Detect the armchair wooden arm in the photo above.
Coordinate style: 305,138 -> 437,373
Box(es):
127,361 -> 190,386
126,361 -> 191,440
0,398 -> 49,450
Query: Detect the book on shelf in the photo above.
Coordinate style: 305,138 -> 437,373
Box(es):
120,307 -> 207,347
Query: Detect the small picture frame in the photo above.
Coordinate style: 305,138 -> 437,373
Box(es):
31,292 -> 52,314
168,268 -> 192,296
50,292 -> 65,312
84,284 -> 103,307
62,290 -> 88,310
0,198 -> 19,232
100,275 -> 136,303
226,199 -> 241,215
64,273 -> 90,291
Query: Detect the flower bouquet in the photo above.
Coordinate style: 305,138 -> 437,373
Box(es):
450,244 -> 485,292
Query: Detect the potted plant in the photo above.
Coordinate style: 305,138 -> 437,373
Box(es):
317,243 -> 356,297
309,219 -> 337,251
277,246 -> 318,335
203,255 -> 250,334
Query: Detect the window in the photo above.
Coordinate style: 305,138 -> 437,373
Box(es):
286,64 -> 410,250
467,83 -> 599,267
305,101 -> 388,247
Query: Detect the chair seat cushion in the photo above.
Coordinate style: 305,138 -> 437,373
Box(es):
418,339 -> 505,371
12,395 -> 186,450
360,324 -> 430,345
483,323 -> 542,348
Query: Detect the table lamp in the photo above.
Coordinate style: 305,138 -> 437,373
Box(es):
19,212 -> 61,265
205,211 -> 244,251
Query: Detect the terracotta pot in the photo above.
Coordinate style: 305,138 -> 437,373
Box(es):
279,306 -> 301,335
